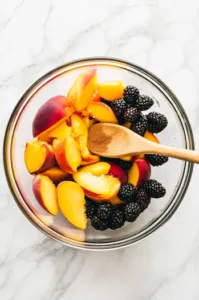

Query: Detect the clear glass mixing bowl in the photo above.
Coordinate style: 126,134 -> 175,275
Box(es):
3,58 -> 194,250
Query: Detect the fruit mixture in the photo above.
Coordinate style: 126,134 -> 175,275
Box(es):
24,68 -> 168,231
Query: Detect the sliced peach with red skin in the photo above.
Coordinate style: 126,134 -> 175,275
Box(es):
78,162 -> 111,176
108,162 -> 127,184
33,95 -> 74,137
54,136 -> 82,174
120,155 -> 133,161
98,80 -> 124,101
33,175 -> 58,215
57,181 -> 87,229
128,159 -> 151,187
67,69 -> 98,111
73,171 -> 121,201
24,140 -> 55,174
88,102 -> 118,124
39,121 -> 72,143
42,167 -> 68,183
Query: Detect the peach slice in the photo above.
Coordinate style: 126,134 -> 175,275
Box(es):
78,162 -> 111,176
73,171 -> 121,201
33,175 -> 58,215
71,113 -> 88,137
92,90 -> 101,102
82,116 -> 96,129
88,102 -> 118,124
98,80 -> 124,101
42,167 -> 68,183
52,139 -> 61,149
137,131 -> 160,159
24,140 -> 55,174
120,155 -> 133,161
57,181 -> 87,229
124,122 -> 131,129
128,159 -> 151,187
33,95 -> 74,137
67,69 -> 98,111
54,136 -> 82,174
144,130 -> 159,143
39,121 -> 72,143
108,162 -> 127,184
71,114 -> 100,163
108,195 -> 124,205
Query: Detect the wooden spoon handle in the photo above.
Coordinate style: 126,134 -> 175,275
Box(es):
150,143 -> 199,163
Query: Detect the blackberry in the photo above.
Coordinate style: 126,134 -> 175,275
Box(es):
131,115 -> 148,136
136,188 -> 151,212
91,215 -> 109,231
109,208 -> 124,230
142,179 -> 166,198
101,99 -> 112,107
124,202 -> 141,222
85,198 -> 97,219
113,159 -> 133,172
117,114 -> 125,125
111,99 -> 126,115
124,107 -> 140,122
97,203 -> 112,220
145,154 -> 169,166
118,184 -> 137,202
147,112 -> 168,133
123,85 -> 140,104
135,95 -> 154,111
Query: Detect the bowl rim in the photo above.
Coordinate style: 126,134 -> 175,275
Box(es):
3,57 -> 194,251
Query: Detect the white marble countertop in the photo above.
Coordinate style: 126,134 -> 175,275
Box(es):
1,0 -> 199,299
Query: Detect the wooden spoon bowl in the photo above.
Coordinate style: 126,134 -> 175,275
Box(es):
88,123 -> 199,163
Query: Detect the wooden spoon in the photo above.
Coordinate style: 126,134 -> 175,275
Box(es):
88,123 -> 199,163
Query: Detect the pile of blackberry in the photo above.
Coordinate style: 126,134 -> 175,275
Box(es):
86,180 -> 166,231
110,85 -> 169,167
87,84 -> 168,231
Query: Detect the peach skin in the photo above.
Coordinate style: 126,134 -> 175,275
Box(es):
24,140 -> 55,174
67,69 -> 98,111
128,159 -> 151,187
33,175 -> 58,216
54,136 -> 82,174
33,95 -> 74,137
88,102 -> 118,124
108,162 -> 127,184
57,181 -> 87,229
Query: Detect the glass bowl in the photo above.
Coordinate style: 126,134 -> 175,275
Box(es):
4,58 -> 194,250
